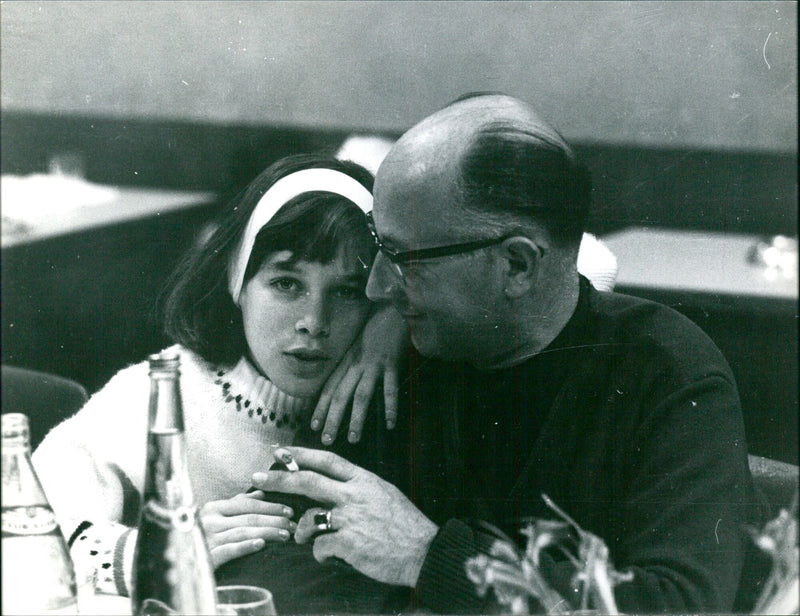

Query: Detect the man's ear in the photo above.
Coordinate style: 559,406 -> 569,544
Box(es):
500,236 -> 544,298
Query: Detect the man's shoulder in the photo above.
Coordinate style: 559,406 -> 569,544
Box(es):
589,288 -> 708,342
586,288 -> 734,383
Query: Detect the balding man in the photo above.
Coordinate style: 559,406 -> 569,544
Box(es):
254,94 -> 758,613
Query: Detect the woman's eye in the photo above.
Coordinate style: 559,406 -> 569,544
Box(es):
271,278 -> 300,293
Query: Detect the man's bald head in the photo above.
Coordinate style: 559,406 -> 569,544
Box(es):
377,93 -> 591,250
398,93 -> 575,161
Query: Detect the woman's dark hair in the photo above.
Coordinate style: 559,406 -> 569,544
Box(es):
161,154 -> 375,365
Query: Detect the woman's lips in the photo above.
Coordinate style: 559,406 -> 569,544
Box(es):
283,349 -> 330,376
285,348 -> 329,360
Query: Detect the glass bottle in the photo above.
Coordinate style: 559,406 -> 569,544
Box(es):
1,413 -> 79,615
131,352 -> 217,616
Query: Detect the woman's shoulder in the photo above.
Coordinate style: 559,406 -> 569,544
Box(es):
163,344 -> 237,392
104,345 -> 223,381
71,345 -> 218,416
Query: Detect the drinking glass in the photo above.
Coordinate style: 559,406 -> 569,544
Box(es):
216,585 -> 276,616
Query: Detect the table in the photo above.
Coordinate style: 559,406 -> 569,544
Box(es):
601,227 -> 797,304
1,173 -> 215,248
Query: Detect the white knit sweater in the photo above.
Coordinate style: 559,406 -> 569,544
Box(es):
33,345 -> 312,596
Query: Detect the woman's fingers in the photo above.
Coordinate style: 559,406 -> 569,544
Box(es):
347,365 -> 381,443
200,493 -> 300,569
321,366 -> 365,445
241,490 -> 267,500
383,366 -> 399,430
210,497 -> 293,518
210,538 -> 266,569
204,513 -> 295,535
293,507 -> 327,544
212,522 -> 292,545
204,513 -> 296,568
310,303 -> 408,445
311,352 -> 352,435
210,512 -> 295,530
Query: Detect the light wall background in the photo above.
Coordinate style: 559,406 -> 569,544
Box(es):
1,1 -> 796,152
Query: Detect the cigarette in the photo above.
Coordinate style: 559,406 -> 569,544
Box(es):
274,447 -> 299,472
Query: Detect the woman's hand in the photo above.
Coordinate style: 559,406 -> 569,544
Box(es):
199,491 -> 296,569
310,303 -> 408,445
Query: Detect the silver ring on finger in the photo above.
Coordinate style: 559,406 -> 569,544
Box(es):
313,509 -> 334,533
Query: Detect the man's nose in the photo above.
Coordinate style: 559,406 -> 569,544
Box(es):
366,252 -> 399,301
295,294 -> 330,337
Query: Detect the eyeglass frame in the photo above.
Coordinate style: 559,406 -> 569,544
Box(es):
365,210 -> 510,278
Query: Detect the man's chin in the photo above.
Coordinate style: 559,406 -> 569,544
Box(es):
410,329 -> 463,361
409,330 -> 440,358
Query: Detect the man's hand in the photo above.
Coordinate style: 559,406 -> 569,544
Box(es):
310,304 -> 408,444
251,447 -> 438,587
199,491 -> 296,568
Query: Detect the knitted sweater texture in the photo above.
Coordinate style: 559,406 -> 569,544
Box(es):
32,345 -> 312,595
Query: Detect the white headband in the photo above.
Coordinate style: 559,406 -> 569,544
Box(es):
227,168 -> 373,305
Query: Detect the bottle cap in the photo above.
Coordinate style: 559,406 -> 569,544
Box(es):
148,351 -> 181,375
1,413 -> 31,448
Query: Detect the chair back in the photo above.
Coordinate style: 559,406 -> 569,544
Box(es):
1,365 -> 89,450
749,454 -> 800,519
729,455 -> 798,612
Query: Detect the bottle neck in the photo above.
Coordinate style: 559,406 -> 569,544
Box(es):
2,443 -> 50,509
143,362 -> 194,508
148,373 -> 185,434
1,437 -> 31,455
2,413 -> 32,452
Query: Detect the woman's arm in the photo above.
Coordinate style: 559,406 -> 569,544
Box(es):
31,362 -> 151,595
34,417 -> 143,595
310,303 -> 409,444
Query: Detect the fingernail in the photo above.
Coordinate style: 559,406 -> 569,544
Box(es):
279,529 -> 290,540
311,420 -> 320,430
349,431 -> 359,443
252,472 -> 268,483
322,433 -> 333,445
252,538 -> 265,549
386,419 -> 396,430
289,521 -> 297,531
283,507 -> 293,517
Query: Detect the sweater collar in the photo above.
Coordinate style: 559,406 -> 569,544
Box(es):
214,356 -> 314,421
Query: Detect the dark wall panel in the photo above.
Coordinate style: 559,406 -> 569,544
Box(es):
3,112 -> 797,236
2,203 -> 218,393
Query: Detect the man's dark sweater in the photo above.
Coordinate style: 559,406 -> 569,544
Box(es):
218,278 -> 759,614
402,277 -> 757,613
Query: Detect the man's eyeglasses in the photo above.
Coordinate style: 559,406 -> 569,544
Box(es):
366,211 -> 508,282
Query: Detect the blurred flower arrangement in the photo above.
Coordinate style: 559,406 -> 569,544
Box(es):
749,490 -> 798,615
466,492 -> 800,615
465,494 -> 633,615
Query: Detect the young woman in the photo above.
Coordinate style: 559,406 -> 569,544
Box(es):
32,154 -> 407,597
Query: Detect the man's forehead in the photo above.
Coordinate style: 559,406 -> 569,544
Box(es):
372,168 -> 458,246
